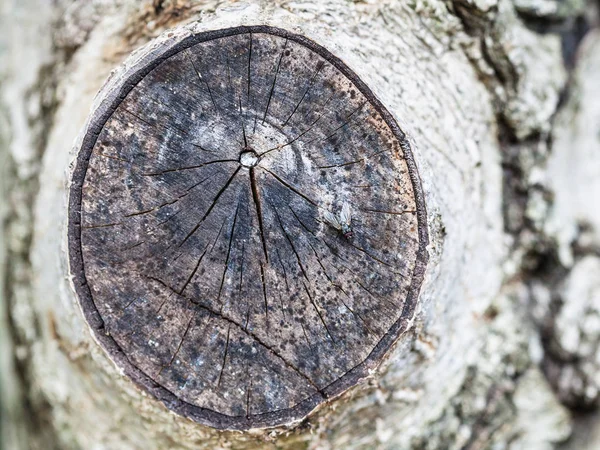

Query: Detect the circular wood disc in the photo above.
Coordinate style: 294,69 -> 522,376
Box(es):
68,26 -> 428,430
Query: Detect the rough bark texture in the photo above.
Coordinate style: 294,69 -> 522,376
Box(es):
0,0 -> 598,449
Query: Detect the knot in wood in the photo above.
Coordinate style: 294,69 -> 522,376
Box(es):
68,25 -> 428,430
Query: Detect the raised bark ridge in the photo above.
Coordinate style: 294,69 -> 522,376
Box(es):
68,25 -> 428,430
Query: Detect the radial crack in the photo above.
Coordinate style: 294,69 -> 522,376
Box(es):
245,378 -> 252,419
216,324 -> 231,387
142,159 -> 236,177
179,242 -> 210,294
239,94 -> 248,148
259,91 -> 336,157
303,281 -> 335,344
260,263 -> 269,325
145,276 -> 324,395
178,166 -> 241,248
125,175 -> 212,218
217,201 -> 241,309
271,204 -> 310,281
246,33 -> 253,101
319,237 -> 401,309
158,311 -> 197,376
348,242 -> 405,276
261,168 -> 319,207
282,60 -> 325,127
275,249 -> 290,293
306,101 -> 366,145
300,321 -> 313,349
262,38 -> 289,124
359,208 -> 417,215
249,168 -> 269,263
186,49 -> 218,112
288,204 -> 317,237
308,241 -> 376,336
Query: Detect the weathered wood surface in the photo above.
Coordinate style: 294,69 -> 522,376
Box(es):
69,26 -> 427,429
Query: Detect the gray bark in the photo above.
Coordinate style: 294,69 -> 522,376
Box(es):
0,0 -> 598,449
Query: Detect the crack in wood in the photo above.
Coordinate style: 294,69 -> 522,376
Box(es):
179,242 -> 210,295
246,33 -> 252,102
124,174 -> 213,218
209,216 -> 229,253
275,248 -> 291,294
348,241 -> 405,276
185,49 -> 219,113
145,275 -> 324,395
302,281 -> 336,344
305,101 -> 366,146
282,60 -> 325,127
216,324 -> 231,387
245,377 -> 252,419
142,159 -> 237,177
316,148 -> 392,170
319,236 -> 402,310
262,38 -> 289,124
261,168 -> 319,208
178,166 -> 241,248
359,208 -> 417,215
224,52 -> 249,150
158,311 -> 197,376
288,204 -> 318,237
249,168 -> 270,263
239,94 -> 248,148
307,241 -> 375,336
300,321 -> 313,350
260,263 -> 269,328
259,90 -> 336,157
271,203 -> 311,282
217,201 -> 241,310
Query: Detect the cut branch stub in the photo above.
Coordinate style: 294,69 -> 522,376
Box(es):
68,25 -> 428,430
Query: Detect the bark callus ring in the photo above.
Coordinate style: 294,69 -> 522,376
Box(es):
68,25 -> 429,430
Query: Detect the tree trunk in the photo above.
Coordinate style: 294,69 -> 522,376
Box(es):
1,0 -> 599,449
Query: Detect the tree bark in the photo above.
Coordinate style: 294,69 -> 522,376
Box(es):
0,0 -> 598,449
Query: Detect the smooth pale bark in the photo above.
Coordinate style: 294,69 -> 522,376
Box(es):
0,0 -> 597,449
546,29 -> 600,450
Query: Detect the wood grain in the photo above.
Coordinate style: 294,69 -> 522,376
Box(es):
68,25 -> 428,430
